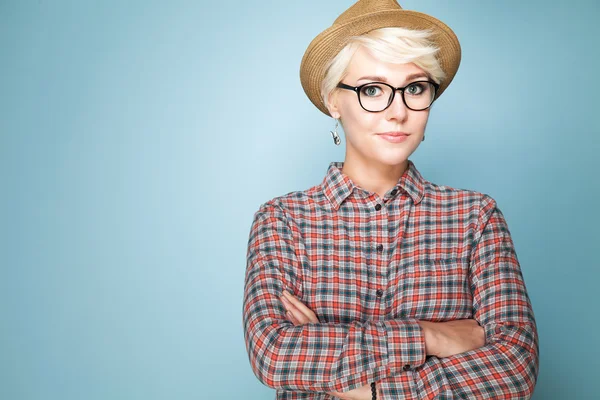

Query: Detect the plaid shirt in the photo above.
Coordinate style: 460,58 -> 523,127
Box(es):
242,160 -> 539,399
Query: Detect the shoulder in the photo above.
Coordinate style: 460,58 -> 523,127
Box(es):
251,182 -> 325,224
423,179 -> 498,219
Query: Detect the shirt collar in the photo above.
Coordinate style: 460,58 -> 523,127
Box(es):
322,160 -> 425,210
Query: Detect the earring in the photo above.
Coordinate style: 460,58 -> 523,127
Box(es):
422,135 -> 425,142
330,119 -> 341,146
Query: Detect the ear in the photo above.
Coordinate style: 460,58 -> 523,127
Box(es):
326,90 -> 341,119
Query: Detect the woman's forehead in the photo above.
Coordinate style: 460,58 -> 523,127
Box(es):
344,47 -> 427,84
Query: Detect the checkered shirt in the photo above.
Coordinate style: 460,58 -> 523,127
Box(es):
242,160 -> 539,399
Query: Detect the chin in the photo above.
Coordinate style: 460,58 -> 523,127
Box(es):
373,148 -> 413,165
370,155 -> 409,167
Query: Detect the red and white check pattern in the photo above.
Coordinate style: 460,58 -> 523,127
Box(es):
242,160 -> 539,399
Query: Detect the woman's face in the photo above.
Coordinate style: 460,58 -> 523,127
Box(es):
327,46 -> 432,168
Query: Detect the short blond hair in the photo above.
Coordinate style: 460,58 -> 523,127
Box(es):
321,27 -> 446,111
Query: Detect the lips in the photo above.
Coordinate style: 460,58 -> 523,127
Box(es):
377,132 -> 410,143
377,131 -> 409,137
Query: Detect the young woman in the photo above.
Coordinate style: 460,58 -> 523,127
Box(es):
243,1 -> 539,399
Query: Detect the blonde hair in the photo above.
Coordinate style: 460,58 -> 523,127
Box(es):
321,27 -> 446,111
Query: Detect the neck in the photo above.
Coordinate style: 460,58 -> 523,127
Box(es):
341,156 -> 408,199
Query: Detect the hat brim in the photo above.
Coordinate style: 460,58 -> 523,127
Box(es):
300,10 -> 461,116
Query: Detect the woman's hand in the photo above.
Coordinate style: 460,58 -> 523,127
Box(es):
279,290 -> 374,400
418,319 -> 485,358
328,384 -> 373,400
280,290 -> 319,325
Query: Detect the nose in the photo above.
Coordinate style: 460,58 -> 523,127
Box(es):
384,89 -> 408,122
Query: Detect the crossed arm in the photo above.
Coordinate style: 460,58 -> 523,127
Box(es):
243,197 -> 539,399
282,291 -> 485,399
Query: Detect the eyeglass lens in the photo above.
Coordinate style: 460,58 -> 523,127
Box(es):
359,82 -> 435,111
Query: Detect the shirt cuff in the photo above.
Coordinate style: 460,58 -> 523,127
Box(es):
383,318 -> 427,374
413,355 -> 453,396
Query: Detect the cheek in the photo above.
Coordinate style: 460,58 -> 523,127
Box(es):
342,110 -> 380,134
338,97 -> 376,126
344,118 -> 377,143
418,112 -> 431,129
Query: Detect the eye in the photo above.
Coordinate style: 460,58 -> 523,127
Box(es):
405,82 -> 426,96
360,84 -> 384,97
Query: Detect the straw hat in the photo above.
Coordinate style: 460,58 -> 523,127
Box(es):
299,0 -> 461,116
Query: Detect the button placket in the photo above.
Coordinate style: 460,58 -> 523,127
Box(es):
372,198 -> 389,314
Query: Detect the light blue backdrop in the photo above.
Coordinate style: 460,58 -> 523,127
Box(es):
1,0 -> 598,399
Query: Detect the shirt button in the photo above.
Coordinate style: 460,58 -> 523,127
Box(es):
403,364 -> 411,371
376,244 -> 383,252
376,289 -> 383,297
390,189 -> 398,196
375,203 -> 382,211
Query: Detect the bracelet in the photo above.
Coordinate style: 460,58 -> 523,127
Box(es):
370,382 -> 377,400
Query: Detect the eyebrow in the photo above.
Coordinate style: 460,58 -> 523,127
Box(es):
356,73 -> 430,84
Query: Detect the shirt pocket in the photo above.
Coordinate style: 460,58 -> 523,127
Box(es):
399,257 -> 473,321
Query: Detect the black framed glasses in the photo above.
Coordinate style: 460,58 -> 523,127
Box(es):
336,80 -> 439,112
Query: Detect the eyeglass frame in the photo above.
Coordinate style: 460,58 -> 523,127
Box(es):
336,80 -> 440,112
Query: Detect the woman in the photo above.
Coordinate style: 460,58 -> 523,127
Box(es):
242,1 -> 539,399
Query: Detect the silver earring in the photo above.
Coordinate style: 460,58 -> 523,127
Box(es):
330,119 -> 341,146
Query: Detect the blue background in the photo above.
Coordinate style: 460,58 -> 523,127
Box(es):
1,0 -> 598,399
